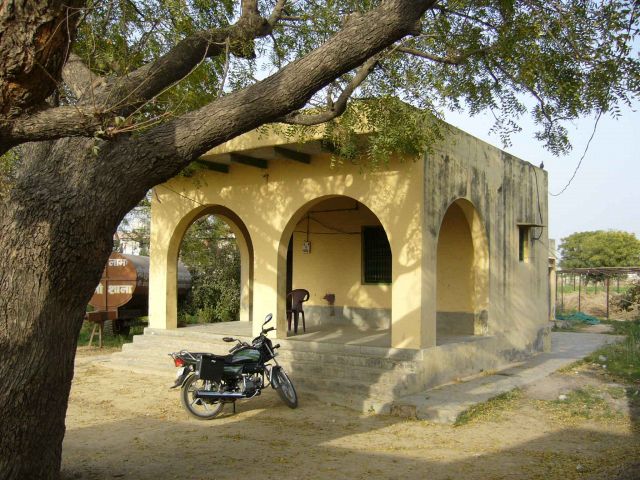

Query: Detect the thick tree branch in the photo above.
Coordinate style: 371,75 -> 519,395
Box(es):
98,0 -> 272,112
268,0 -> 289,27
1,106 -> 103,145
278,56 -> 380,126
61,53 -> 105,100
0,0 -> 86,116
0,0 -> 282,148
121,0 -> 438,185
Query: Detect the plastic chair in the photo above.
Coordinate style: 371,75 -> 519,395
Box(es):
287,289 -> 310,334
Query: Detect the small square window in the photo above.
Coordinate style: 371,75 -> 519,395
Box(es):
518,225 -> 531,262
362,226 -> 392,284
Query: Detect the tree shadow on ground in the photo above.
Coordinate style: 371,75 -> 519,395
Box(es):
61,385 -> 640,480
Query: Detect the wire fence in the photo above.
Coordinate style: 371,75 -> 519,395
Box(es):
555,267 -> 640,321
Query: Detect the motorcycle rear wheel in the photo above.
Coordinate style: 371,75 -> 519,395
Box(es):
273,368 -> 298,408
180,374 -> 224,420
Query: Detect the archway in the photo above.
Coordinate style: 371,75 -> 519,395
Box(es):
436,199 -> 489,339
277,195 -> 392,345
166,205 -> 253,327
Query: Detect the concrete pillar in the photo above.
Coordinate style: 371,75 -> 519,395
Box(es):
390,225 -> 431,349
250,237 -> 281,338
148,191 -> 183,329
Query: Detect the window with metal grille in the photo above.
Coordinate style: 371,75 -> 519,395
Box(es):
362,226 -> 391,284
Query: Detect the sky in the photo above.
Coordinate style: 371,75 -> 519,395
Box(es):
444,101 -> 640,251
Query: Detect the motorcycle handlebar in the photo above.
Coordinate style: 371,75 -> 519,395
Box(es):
263,327 -> 275,334
229,340 -> 249,353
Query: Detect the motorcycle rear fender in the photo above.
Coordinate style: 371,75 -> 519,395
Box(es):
170,368 -> 192,389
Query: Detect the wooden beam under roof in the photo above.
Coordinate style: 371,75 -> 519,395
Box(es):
319,140 -> 337,153
193,158 -> 229,173
273,146 -> 311,164
229,153 -> 268,169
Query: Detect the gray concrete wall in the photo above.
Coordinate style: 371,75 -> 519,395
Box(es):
436,311 -> 475,336
304,305 -> 391,330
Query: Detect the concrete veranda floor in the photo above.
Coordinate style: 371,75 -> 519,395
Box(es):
176,320 -> 480,348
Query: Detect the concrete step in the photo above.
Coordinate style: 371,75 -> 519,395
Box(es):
112,342 -> 420,391
101,328 -> 433,414
107,352 -> 394,410
110,345 -> 417,394
389,332 -> 626,423
123,332 -> 419,370
107,338 -> 418,407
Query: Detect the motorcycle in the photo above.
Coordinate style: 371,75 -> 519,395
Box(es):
169,314 -> 298,419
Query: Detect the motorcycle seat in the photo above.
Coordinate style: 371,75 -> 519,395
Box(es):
192,352 -> 232,363
211,354 -> 233,362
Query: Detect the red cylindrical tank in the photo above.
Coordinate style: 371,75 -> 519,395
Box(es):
87,252 -> 191,330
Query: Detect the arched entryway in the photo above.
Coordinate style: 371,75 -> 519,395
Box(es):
164,205 -> 253,328
277,196 -> 392,346
436,199 -> 489,340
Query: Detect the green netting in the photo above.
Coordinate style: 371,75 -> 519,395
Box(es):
556,311 -> 600,325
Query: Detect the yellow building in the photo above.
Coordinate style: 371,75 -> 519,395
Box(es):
146,122 -> 550,411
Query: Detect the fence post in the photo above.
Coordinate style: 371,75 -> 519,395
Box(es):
561,274 -> 565,314
578,274 -> 581,312
606,277 -> 610,320
555,270 -> 559,319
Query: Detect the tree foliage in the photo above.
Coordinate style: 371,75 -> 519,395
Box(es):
179,216 -> 241,323
2,0 -> 638,164
1,1 -> 639,478
78,0 -> 640,157
559,230 -> 640,269
113,193 -> 152,255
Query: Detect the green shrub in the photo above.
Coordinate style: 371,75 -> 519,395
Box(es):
178,215 -> 241,323
616,280 -> 640,312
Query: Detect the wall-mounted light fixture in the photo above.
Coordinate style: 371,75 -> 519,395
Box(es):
302,214 -> 311,253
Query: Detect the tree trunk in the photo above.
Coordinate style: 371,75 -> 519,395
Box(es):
0,139 -> 144,479
0,3 -> 437,476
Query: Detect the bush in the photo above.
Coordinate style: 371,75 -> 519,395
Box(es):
178,215 -> 241,323
616,280 -> 640,312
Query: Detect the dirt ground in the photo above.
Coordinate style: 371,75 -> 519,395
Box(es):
62,347 -> 640,480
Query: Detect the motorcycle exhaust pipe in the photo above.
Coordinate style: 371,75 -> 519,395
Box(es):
194,390 -> 245,400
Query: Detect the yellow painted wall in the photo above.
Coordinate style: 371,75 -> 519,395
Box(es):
290,197 -> 391,309
148,131 -> 426,347
149,123 -> 549,352
424,125 -> 549,350
436,202 -> 474,312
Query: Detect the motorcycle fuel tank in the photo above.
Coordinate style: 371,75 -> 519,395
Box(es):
230,347 -> 261,364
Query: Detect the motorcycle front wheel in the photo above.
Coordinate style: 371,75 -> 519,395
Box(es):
180,374 -> 224,420
273,368 -> 298,409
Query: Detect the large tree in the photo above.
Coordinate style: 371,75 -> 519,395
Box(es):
0,0 -> 637,478
559,230 -> 640,269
